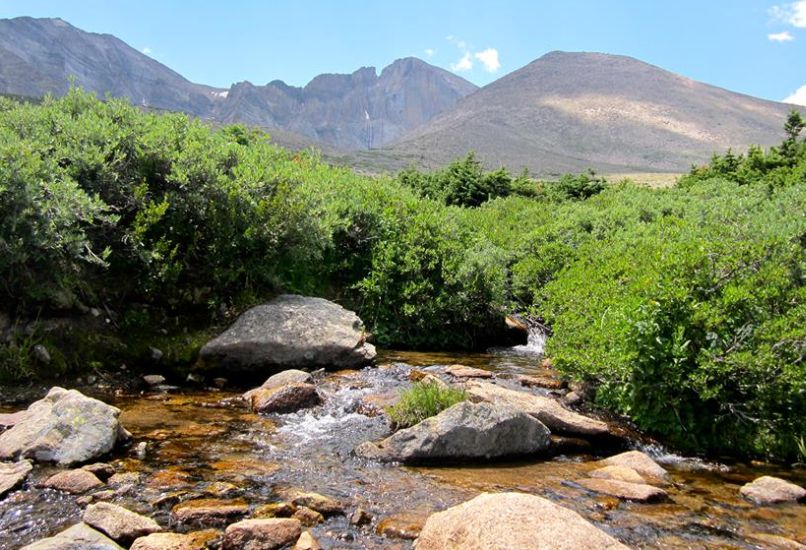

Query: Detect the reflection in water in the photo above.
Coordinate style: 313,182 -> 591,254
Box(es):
0,346 -> 804,549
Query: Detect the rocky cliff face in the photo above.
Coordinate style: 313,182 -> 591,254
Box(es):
0,17 -> 477,151
214,57 -> 478,149
0,17 -> 223,116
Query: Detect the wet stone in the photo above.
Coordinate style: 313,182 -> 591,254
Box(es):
253,501 -> 297,518
40,468 -> 104,494
20,522 -> 124,550
740,476 -> 806,505
131,530 -> 221,550
577,478 -> 669,503
376,511 -> 428,540
81,463 -> 116,482
597,450 -> 669,483
444,364 -> 493,379
350,507 -> 373,526
172,498 -> 249,526
223,518 -> 302,550
288,491 -> 345,516
83,502 -> 162,545
589,465 -> 647,484
293,505 -> 324,526
0,459 -> 32,498
294,531 -> 323,550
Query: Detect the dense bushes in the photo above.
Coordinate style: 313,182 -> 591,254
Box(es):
1,91 -> 804,461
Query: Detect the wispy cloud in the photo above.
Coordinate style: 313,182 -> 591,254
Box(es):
424,48 -> 436,58
450,52 -> 473,72
769,0 -> 806,27
768,30 -> 795,41
784,83 -> 806,105
474,48 -> 501,72
141,47 -> 153,55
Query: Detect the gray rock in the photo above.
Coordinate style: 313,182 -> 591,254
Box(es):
20,522 -> 124,550
0,387 -> 123,466
83,502 -> 162,544
32,344 -> 51,364
260,369 -> 314,390
355,400 -> 550,463
465,381 -> 610,437
0,459 -> 32,498
740,476 -> 806,505
148,347 -> 163,362
200,295 -> 376,373
414,492 -> 629,550
142,375 -> 165,386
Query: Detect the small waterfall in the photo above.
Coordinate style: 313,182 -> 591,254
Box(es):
510,323 -> 548,355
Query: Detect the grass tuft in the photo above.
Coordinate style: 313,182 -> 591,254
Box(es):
387,381 -> 467,430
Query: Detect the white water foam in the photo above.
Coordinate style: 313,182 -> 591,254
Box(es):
509,325 -> 547,355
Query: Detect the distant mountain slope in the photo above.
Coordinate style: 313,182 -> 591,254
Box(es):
0,17 -> 477,152
381,51 -> 804,174
216,58 -> 478,150
0,17 -> 223,115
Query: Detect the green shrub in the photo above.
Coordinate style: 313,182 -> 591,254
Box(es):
387,381 -> 467,429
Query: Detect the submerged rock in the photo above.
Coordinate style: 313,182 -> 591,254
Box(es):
355,400 -> 551,463
0,459 -> 32,498
414,492 -> 629,550
465,381 -> 610,437
287,491 -> 345,516
40,469 -> 104,494
376,511 -> 429,540
740,476 -> 806,505
589,465 -> 646,484
596,451 -> 668,483
172,498 -> 249,526
444,364 -> 493,379
199,295 -> 376,373
577,478 -> 668,502
20,522 -> 124,550
83,502 -> 162,544
0,387 -> 124,466
223,518 -> 301,550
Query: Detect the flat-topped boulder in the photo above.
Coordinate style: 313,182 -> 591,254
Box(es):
740,476 -> 806,505
465,381 -> 610,438
200,295 -> 376,373
20,523 -> 124,550
577,478 -> 668,503
414,492 -> 629,550
223,518 -> 301,549
355,400 -> 551,463
0,388 -> 124,466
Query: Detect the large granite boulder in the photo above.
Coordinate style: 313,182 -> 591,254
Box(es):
20,523 -> 124,550
0,388 -> 125,466
355,400 -> 551,463
414,492 -> 629,550
465,381 -> 610,438
200,295 -> 376,373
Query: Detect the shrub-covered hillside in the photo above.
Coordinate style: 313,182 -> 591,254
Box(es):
1,91 -> 804,460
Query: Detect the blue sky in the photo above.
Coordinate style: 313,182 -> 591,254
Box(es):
1,0 -> 804,104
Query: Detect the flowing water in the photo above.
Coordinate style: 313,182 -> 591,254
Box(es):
0,345 -> 804,549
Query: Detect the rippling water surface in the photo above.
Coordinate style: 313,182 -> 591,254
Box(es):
1,346 -> 804,549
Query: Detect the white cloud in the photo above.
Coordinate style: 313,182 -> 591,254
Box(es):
768,30 -> 795,41
141,47 -> 153,55
770,1 -> 806,27
424,48 -> 435,57
450,52 -> 473,72
474,48 -> 501,72
784,83 -> 806,105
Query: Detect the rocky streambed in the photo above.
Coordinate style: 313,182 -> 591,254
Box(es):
0,347 -> 805,549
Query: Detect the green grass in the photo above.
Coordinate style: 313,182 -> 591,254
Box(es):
387,381 -> 467,429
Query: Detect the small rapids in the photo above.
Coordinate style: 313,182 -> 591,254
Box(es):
1,347 -> 805,549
